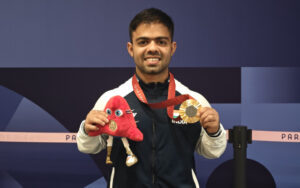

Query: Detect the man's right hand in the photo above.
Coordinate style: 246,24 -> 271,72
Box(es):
84,110 -> 109,134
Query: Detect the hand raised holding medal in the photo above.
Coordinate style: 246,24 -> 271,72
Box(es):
179,99 -> 220,134
197,105 -> 220,134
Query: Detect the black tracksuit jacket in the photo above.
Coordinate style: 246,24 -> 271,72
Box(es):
107,77 -> 202,188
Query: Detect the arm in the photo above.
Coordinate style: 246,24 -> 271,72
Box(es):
76,92 -> 111,154
192,92 -> 227,158
195,124 -> 227,159
76,120 -> 107,154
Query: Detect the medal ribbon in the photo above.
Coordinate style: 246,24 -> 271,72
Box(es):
132,72 -> 192,120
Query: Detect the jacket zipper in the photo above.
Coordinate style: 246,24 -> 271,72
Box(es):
152,119 -> 156,185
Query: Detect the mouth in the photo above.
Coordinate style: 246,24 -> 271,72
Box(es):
144,57 -> 161,65
108,120 -> 117,131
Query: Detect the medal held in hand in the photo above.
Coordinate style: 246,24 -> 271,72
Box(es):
132,73 -> 200,123
179,99 -> 201,123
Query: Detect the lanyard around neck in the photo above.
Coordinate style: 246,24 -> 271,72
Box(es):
132,72 -> 192,120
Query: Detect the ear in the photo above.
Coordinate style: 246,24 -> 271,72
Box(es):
127,42 -> 133,57
171,41 -> 177,56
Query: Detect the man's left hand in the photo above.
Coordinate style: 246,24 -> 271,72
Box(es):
197,107 -> 220,134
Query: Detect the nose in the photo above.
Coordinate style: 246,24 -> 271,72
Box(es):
146,40 -> 159,55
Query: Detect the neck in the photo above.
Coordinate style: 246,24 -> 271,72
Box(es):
136,69 -> 169,84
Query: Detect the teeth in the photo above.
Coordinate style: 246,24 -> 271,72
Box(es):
146,58 -> 159,61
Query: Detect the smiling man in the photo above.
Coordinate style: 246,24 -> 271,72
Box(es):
77,8 -> 227,188
127,22 -> 176,82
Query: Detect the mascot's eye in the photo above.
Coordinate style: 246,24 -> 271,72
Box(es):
115,109 -> 123,117
106,108 -> 112,115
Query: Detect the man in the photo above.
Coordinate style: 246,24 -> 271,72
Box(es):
77,8 -> 227,188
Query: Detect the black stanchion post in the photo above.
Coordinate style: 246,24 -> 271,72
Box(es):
229,126 -> 252,188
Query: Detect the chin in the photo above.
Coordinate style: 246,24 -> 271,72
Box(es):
146,68 -> 167,75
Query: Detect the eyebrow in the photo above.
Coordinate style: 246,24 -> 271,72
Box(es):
135,36 -> 170,41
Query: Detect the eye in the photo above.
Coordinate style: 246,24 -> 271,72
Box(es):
137,40 -> 149,46
115,109 -> 123,117
157,39 -> 167,46
106,108 -> 112,115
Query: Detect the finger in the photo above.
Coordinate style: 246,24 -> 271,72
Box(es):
88,116 -> 109,126
90,110 -> 109,121
87,111 -> 109,125
204,121 -> 218,129
95,114 -> 110,124
93,110 -> 108,118
198,109 -> 218,126
201,115 -> 217,128
199,109 -> 214,122
203,122 -> 220,134
85,123 -> 100,131
84,123 -> 99,134
197,107 -> 211,117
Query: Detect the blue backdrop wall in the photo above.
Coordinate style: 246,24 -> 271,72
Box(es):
0,1 -> 299,188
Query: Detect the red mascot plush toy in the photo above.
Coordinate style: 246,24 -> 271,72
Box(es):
89,95 -> 143,167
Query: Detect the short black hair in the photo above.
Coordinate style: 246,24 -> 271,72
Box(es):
129,8 -> 174,42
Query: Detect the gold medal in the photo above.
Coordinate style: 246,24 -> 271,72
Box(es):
179,99 -> 201,123
109,120 -> 118,131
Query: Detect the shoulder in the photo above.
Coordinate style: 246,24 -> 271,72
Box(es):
93,77 -> 133,110
175,79 -> 211,107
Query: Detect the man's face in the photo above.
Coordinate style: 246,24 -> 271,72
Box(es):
127,22 -> 177,76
